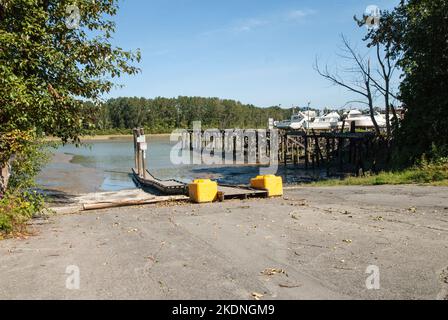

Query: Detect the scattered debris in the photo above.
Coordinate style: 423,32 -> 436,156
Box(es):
373,216 -> 384,221
290,211 -> 300,220
279,283 -> 301,289
261,268 -> 288,277
440,268 -> 448,284
334,266 -> 354,271
408,207 -> 417,213
342,239 -> 352,244
286,198 -> 308,206
251,292 -> 264,300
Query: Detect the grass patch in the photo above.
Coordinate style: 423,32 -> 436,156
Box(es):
310,161 -> 448,187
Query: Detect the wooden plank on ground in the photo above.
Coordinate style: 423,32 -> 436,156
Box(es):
50,189 -> 188,213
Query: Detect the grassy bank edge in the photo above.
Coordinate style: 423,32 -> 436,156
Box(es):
307,162 -> 448,187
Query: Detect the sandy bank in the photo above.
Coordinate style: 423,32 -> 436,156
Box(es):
36,152 -> 104,195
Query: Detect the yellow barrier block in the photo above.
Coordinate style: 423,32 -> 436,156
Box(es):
188,179 -> 218,203
250,175 -> 283,197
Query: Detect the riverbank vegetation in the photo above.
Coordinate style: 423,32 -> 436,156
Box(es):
0,131 -> 49,237
0,0 -> 140,236
312,157 -> 448,187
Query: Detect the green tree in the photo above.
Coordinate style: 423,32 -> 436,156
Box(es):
92,96 -> 293,134
371,0 -> 448,162
395,0 -> 448,162
0,0 -> 140,143
0,0 -> 140,233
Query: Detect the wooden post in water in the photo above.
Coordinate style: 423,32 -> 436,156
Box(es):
221,130 -> 226,162
233,134 -> 237,163
283,134 -> 287,166
349,122 -> 356,165
326,137 -> 331,176
338,137 -> 343,172
311,129 -> 323,168
133,128 -> 139,170
304,135 -> 309,169
139,128 -> 147,176
133,128 -> 147,178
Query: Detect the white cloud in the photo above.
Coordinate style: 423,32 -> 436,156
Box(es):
233,18 -> 269,32
286,9 -> 316,21
200,8 -> 316,37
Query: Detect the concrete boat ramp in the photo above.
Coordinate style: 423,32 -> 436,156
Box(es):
49,185 -> 268,215
49,189 -> 189,215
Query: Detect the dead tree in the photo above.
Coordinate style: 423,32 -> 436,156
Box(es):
314,35 -> 381,135
354,11 -> 403,142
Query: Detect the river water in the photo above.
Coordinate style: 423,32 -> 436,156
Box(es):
37,136 -> 324,194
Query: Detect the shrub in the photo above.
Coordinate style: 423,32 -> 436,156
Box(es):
0,132 -> 50,237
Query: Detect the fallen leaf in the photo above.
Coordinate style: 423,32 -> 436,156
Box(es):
290,211 -> 300,220
261,268 -> 287,276
251,292 -> 264,300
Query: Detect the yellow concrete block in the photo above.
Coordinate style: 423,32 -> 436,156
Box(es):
188,179 -> 218,203
250,175 -> 283,197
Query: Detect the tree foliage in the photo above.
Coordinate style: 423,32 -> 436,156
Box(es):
93,97 -> 293,133
0,0 -> 141,142
369,0 -> 448,162
395,0 -> 448,162
0,0 -> 140,233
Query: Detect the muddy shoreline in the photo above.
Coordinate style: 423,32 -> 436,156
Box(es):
37,152 -> 104,195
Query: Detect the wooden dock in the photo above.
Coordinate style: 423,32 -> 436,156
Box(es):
132,128 -> 270,201
178,123 -> 380,175
132,168 -> 187,195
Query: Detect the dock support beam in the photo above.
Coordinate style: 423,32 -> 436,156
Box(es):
133,128 -> 147,178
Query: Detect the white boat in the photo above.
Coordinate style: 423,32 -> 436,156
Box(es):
274,111 -> 316,130
343,110 -> 386,128
303,112 -> 341,130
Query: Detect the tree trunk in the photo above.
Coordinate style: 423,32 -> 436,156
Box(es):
385,82 -> 391,142
367,91 -> 381,136
0,158 -> 12,198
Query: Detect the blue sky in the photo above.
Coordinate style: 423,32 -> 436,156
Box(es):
108,0 -> 398,109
